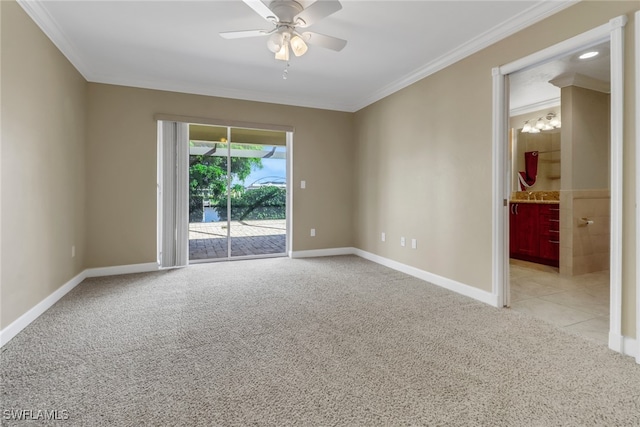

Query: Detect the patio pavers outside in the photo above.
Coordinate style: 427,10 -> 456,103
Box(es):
189,219 -> 286,260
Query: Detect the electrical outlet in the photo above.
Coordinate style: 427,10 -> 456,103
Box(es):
71,245 -> 76,258
381,232 -> 386,242
301,180 -> 306,189
400,237 -> 406,247
310,228 -> 316,237
411,239 -> 417,249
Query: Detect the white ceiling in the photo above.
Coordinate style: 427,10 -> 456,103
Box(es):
509,40 -> 611,115
19,0 -> 577,112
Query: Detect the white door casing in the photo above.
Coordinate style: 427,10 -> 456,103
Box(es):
492,16 -> 628,355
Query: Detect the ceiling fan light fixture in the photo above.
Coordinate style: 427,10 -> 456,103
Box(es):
266,32 -> 284,53
290,35 -> 308,57
275,42 -> 290,61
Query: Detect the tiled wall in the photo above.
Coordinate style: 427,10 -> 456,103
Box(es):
560,190 -> 610,276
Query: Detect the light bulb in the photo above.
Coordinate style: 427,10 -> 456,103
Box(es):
267,33 -> 284,53
579,51 -> 599,60
549,117 -> 560,128
535,118 -> 545,129
290,35 -> 308,57
522,122 -> 532,133
530,127 -> 540,134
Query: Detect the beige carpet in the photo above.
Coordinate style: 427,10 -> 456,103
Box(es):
1,255 -> 639,426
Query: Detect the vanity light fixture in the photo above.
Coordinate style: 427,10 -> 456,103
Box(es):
548,114 -> 561,128
521,113 -> 561,134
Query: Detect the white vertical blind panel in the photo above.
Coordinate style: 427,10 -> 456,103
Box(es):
159,121 -> 189,268
175,122 -> 189,266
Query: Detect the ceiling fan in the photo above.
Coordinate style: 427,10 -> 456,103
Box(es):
220,0 -> 347,61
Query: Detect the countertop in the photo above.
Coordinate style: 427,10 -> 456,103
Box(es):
510,199 -> 560,205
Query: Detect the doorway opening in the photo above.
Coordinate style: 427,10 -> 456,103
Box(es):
187,124 -> 289,262
492,16 -> 627,353
506,41 -> 611,345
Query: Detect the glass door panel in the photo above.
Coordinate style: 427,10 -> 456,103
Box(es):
188,126 -> 229,260
229,128 -> 287,258
188,124 -> 287,261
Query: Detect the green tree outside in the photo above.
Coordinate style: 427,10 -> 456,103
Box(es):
189,143 -> 286,223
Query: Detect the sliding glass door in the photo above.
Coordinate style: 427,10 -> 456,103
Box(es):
188,125 -> 287,261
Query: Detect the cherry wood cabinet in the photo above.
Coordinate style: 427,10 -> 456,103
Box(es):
510,203 -> 539,257
538,205 -> 560,266
509,202 -> 559,267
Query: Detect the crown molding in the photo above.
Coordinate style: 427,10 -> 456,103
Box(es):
510,97 -> 561,117
351,0 -> 578,112
17,0 -> 92,80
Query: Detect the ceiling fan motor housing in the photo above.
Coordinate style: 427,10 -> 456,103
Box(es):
269,1 -> 305,25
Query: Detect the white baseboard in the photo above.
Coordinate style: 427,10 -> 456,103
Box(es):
609,333 -> 638,360
85,262 -> 159,278
0,270 -> 87,347
291,246 -> 499,307
290,247 -> 355,258
353,249 -> 500,307
1,262 -> 159,348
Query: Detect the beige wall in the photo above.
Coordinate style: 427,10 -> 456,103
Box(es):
562,86 -> 610,190
558,86 -> 611,277
354,70 -> 494,292
85,84 -> 355,267
1,1 -> 87,328
354,1 -> 637,334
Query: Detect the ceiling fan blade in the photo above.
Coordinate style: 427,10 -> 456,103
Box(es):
294,0 -> 342,28
242,0 -> 277,22
220,29 -> 271,39
301,31 -> 347,51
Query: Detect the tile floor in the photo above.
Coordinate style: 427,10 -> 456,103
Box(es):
509,259 -> 610,346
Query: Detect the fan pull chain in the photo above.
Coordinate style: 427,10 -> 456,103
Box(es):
282,62 -> 290,80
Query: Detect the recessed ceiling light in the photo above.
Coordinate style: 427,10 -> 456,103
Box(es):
579,51 -> 599,60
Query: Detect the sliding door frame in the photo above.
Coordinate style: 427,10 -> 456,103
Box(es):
156,114 -> 294,264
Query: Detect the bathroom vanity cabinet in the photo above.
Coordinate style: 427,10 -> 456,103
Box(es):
509,202 -> 560,267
